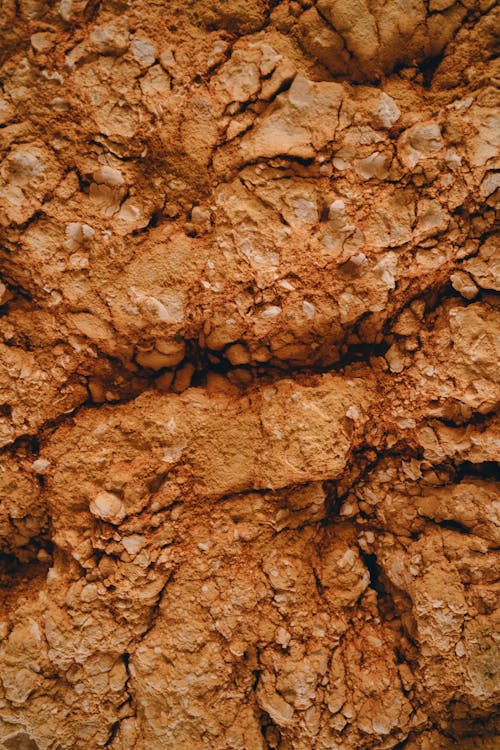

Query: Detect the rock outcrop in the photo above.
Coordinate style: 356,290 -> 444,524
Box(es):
0,1 -> 498,748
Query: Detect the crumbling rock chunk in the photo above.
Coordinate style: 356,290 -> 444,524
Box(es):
0,1 -> 498,748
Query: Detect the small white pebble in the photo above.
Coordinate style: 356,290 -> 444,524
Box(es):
397,418 -> 416,429
80,583 -> 98,602
445,149 -> 462,167
328,199 -> 345,218
89,491 -> 125,524
31,458 -> 50,473
191,205 -> 211,224
276,627 -> 291,647
349,252 -> 367,267
261,305 -> 281,318
121,535 -> 145,555
131,38 -> 156,67
93,165 -> 123,187
450,271 -> 479,300
346,405 -> 360,420
302,300 -> 315,319
375,92 -> 401,128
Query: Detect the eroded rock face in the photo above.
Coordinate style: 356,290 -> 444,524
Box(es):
0,1 -> 498,748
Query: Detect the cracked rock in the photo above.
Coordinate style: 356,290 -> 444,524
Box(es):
0,1 -> 498,749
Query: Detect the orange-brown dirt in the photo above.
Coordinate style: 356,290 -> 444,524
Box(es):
0,1 -> 499,748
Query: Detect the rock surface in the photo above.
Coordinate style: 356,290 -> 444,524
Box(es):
0,1 -> 499,748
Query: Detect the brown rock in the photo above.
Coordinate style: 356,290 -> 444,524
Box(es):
0,1 -> 498,748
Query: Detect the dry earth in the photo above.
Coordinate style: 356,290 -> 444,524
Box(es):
0,0 -> 499,748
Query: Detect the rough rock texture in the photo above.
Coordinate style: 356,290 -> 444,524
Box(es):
0,1 -> 499,748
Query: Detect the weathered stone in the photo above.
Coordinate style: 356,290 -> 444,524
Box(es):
0,2 -> 498,748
